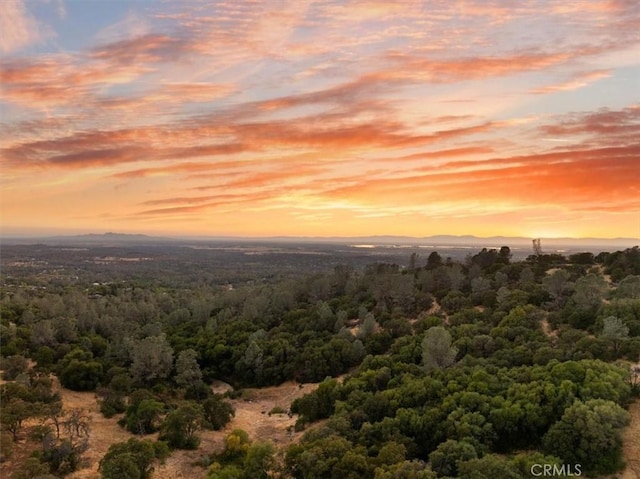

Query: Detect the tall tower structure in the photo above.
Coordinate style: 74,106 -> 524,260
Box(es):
532,238 -> 543,256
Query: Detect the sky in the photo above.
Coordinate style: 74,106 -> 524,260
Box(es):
1,0 -> 639,239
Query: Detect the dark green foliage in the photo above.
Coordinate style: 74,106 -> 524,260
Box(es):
9,457 -> 51,479
0,355 -> 29,380
286,433 -> 371,479
425,252 -> 443,270
121,390 -> 165,435
175,348 -> 204,389
428,439 -> 477,477
243,441 -> 275,479
542,399 -> 629,475
159,403 -> 204,449
32,346 -> 56,370
0,377 -> 60,441
58,348 -> 104,391
98,388 -> 127,418
202,394 -> 235,430
601,246 -> 640,281
456,454 -> 522,479
42,436 -> 86,475
374,460 -> 436,479
99,438 -> 169,479
291,378 -> 339,423
569,252 -> 595,265
205,428 -> 277,479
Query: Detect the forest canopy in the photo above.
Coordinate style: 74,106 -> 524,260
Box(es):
1,243 -> 639,478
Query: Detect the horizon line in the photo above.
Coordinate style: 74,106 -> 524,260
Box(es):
1,231 -> 639,243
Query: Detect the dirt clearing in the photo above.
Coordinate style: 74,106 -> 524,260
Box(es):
621,399 -> 640,479
0,376 -> 324,479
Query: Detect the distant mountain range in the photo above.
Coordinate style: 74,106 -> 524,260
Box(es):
2,232 -> 638,248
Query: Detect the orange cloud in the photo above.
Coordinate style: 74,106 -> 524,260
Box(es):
90,33 -> 195,64
2,0 -> 639,239
530,70 -> 612,94
322,145 -> 640,213
111,160 -> 242,179
378,50 -> 596,84
539,106 -> 640,142
135,190 -> 281,217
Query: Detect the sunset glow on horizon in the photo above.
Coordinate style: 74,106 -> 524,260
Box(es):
1,1 -> 639,239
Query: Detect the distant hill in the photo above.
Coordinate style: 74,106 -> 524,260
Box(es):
1,232 -> 638,249
1,232 -> 176,245
262,235 -> 639,248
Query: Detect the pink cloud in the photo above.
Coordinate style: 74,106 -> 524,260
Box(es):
0,0 -> 49,53
530,70 -> 612,94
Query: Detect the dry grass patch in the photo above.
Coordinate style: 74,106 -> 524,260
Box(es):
621,399 -> 640,479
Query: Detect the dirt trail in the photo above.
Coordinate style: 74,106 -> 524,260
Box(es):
540,318 -> 558,338
224,381 -> 322,446
153,380 -> 323,479
59,381 -> 134,479
621,399 -> 640,479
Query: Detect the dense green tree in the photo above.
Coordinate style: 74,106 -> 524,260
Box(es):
426,252 -> 443,270
1,396 -> 32,441
542,399 -> 629,475
600,316 -> 629,353
359,312 -> 378,339
572,273 -> 607,311
99,439 -> 169,479
422,327 -> 458,372
122,391 -> 165,435
159,403 -> 204,449
59,348 -> 103,391
374,460 -> 436,479
544,269 -> 572,307
286,434 -> 364,479
9,457 -> 51,479
457,454 -> 522,479
175,348 -> 203,389
202,394 -> 235,430
130,335 -> 174,385
291,378 -> 339,423
100,453 -> 142,479
615,275 -> 640,299
243,441 -> 275,479
0,355 -> 29,380
428,439 -> 477,477
206,463 -> 244,479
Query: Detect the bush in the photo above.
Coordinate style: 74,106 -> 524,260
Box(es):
58,349 -> 103,391
0,355 -> 29,380
159,404 -> 204,450
99,439 -> 169,479
202,395 -> 235,431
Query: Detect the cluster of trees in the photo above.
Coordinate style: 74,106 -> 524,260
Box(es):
99,438 -> 169,479
290,357 -> 631,477
0,371 -> 90,477
1,245 -> 638,478
205,429 -> 275,479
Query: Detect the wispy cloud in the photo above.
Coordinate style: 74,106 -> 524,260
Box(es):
1,0 -> 639,238
0,0 -> 49,53
530,70 -> 612,94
